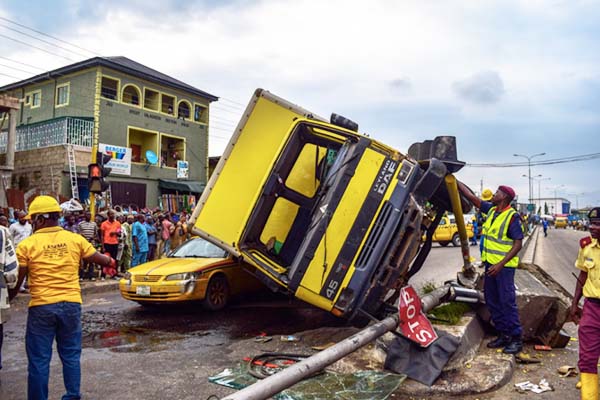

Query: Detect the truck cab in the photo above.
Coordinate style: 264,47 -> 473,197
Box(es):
189,89 -> 469,322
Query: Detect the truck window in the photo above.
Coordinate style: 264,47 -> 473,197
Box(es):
241,122 -> 348,268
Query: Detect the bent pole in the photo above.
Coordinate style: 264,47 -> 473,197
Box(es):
221,285 -> 455,400
221,315 -> 399,400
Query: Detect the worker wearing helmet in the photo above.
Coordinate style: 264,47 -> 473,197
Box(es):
9,195 -> 115,400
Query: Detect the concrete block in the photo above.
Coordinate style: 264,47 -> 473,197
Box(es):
477,268 -> 565,343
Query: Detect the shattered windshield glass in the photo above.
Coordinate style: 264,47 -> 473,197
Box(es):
209,363 -> 406,400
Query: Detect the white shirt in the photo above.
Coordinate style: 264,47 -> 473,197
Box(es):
9,221 -> 32,245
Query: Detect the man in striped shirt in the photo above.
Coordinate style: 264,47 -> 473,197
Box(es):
77,212 -> 98,280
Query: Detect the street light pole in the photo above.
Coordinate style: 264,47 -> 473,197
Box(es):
514,152 -> 546,208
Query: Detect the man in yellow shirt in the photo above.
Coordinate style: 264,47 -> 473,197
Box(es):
9,196 -> 114,400
571,207 -> 600,400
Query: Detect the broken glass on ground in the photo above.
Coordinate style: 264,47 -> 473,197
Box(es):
209,363 -> 406,400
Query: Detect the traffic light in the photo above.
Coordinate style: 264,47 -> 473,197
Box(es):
88,152 -> 112,193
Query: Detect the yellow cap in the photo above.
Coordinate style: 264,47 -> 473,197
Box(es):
26,195 -> 62,219
482,188 -> 493,201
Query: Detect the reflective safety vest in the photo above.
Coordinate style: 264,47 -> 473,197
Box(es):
481,206 -> 519,267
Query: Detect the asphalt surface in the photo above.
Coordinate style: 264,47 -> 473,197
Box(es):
0,226 -> 590,399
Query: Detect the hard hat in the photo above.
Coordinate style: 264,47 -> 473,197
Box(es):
481,188 -> 493,201
26,195 -> 62,219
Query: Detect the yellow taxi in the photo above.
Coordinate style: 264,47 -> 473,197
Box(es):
554,217 -> 568,229
119,238 -> 263,310
430,215 -> 474,246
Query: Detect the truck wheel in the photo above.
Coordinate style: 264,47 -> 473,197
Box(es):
439,241 -> 450,247
203,275 -> 230,311
452,233 -> 461,247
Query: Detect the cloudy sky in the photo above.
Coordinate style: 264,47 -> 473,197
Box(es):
1,0 -> 599,207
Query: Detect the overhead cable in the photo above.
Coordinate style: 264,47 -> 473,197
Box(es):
0,16 -> 100,56
466,153 -> 600,168
0,33 -> 75,61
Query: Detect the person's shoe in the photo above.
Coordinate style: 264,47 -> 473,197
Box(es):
503,338 -> 524,354
487,335 -> 511,348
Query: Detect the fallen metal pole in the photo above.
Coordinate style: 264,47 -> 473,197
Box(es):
221,285 -> 458,400
221,314 -> 399,400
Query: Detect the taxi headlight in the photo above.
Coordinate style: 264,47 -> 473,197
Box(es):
165,272 -> 200,281
124,272 -> 132,280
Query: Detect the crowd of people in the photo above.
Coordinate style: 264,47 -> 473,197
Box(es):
2,206 -> 192,282
0,196 -> 195,398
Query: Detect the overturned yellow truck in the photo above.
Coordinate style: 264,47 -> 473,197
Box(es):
188,89 -> 470,324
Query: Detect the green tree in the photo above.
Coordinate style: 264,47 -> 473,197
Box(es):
544,202 -> 549,214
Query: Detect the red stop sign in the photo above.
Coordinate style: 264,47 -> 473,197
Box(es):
398,285 -> 438,348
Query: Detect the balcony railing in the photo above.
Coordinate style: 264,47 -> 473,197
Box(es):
0,116 -> 93,153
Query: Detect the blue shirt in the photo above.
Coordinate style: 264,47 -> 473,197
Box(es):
480,201 -> 524,241
132,221 -> 149,252
145,222 -> 157,245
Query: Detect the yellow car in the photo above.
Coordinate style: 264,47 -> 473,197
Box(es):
554,217 -> 568,229
119,238 -> 263,309
428,215 -> 474,247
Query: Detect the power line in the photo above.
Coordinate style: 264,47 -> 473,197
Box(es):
0,33 -> 75,61
466,153 -> 600,168
0,23 -> 89,58
210,106 -> 241,115
0,71 -> 21,79
213,102 -> 244,111
0,16 -> 100,56
0,55 -> 46,71
0,62 -> 36,75
219,96 -> 246,107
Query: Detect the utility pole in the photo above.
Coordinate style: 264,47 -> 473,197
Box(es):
514,152 -> 546,211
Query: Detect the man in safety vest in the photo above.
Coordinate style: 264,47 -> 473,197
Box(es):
458,183 -> 524,354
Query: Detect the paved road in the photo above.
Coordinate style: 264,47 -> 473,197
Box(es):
534,227 -> 588,295
412,227 -> 586,294
0,227 -> 590,399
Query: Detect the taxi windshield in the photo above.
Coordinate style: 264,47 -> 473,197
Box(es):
171,238 -> 228,258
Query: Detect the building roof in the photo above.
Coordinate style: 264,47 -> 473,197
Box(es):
0,56 -> 218,101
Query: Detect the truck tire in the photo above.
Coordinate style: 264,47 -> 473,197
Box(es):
451,233 -> 461,247
439,241 -> 450,247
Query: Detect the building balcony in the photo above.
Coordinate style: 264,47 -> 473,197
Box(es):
0,116 -> 93,153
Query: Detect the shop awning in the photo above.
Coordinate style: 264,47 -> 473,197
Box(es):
158,179 -> 205,194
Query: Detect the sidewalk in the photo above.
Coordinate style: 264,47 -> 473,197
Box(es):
11,279 -> 120,308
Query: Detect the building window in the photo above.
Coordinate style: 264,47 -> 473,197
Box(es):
194,104 -> 207,123
31,90 -> 41,108
56,83 -> 70,107
144,88 -> 159,111
122,84 -> 141,106
177,100 -> 191,119
160,134 -> 185,168
101,76 -> 119,100
161,93 -> 175,115
24,94 -> 31,106
128,127 -> 158,163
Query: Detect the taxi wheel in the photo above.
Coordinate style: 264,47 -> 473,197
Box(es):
203,275 -> 230,311
451,233 -> 461,247
439,241 -> 450,247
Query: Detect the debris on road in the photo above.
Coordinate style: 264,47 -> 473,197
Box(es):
557,365 -> 578,377
280,335 -> 301,342
516,353 -> 542,364
515,378 -> 553,393
534,344 -> 552,351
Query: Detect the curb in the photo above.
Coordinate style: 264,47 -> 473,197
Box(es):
9,280 -> 120,308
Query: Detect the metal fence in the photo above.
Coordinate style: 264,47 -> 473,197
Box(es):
0,116 -> 93,153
